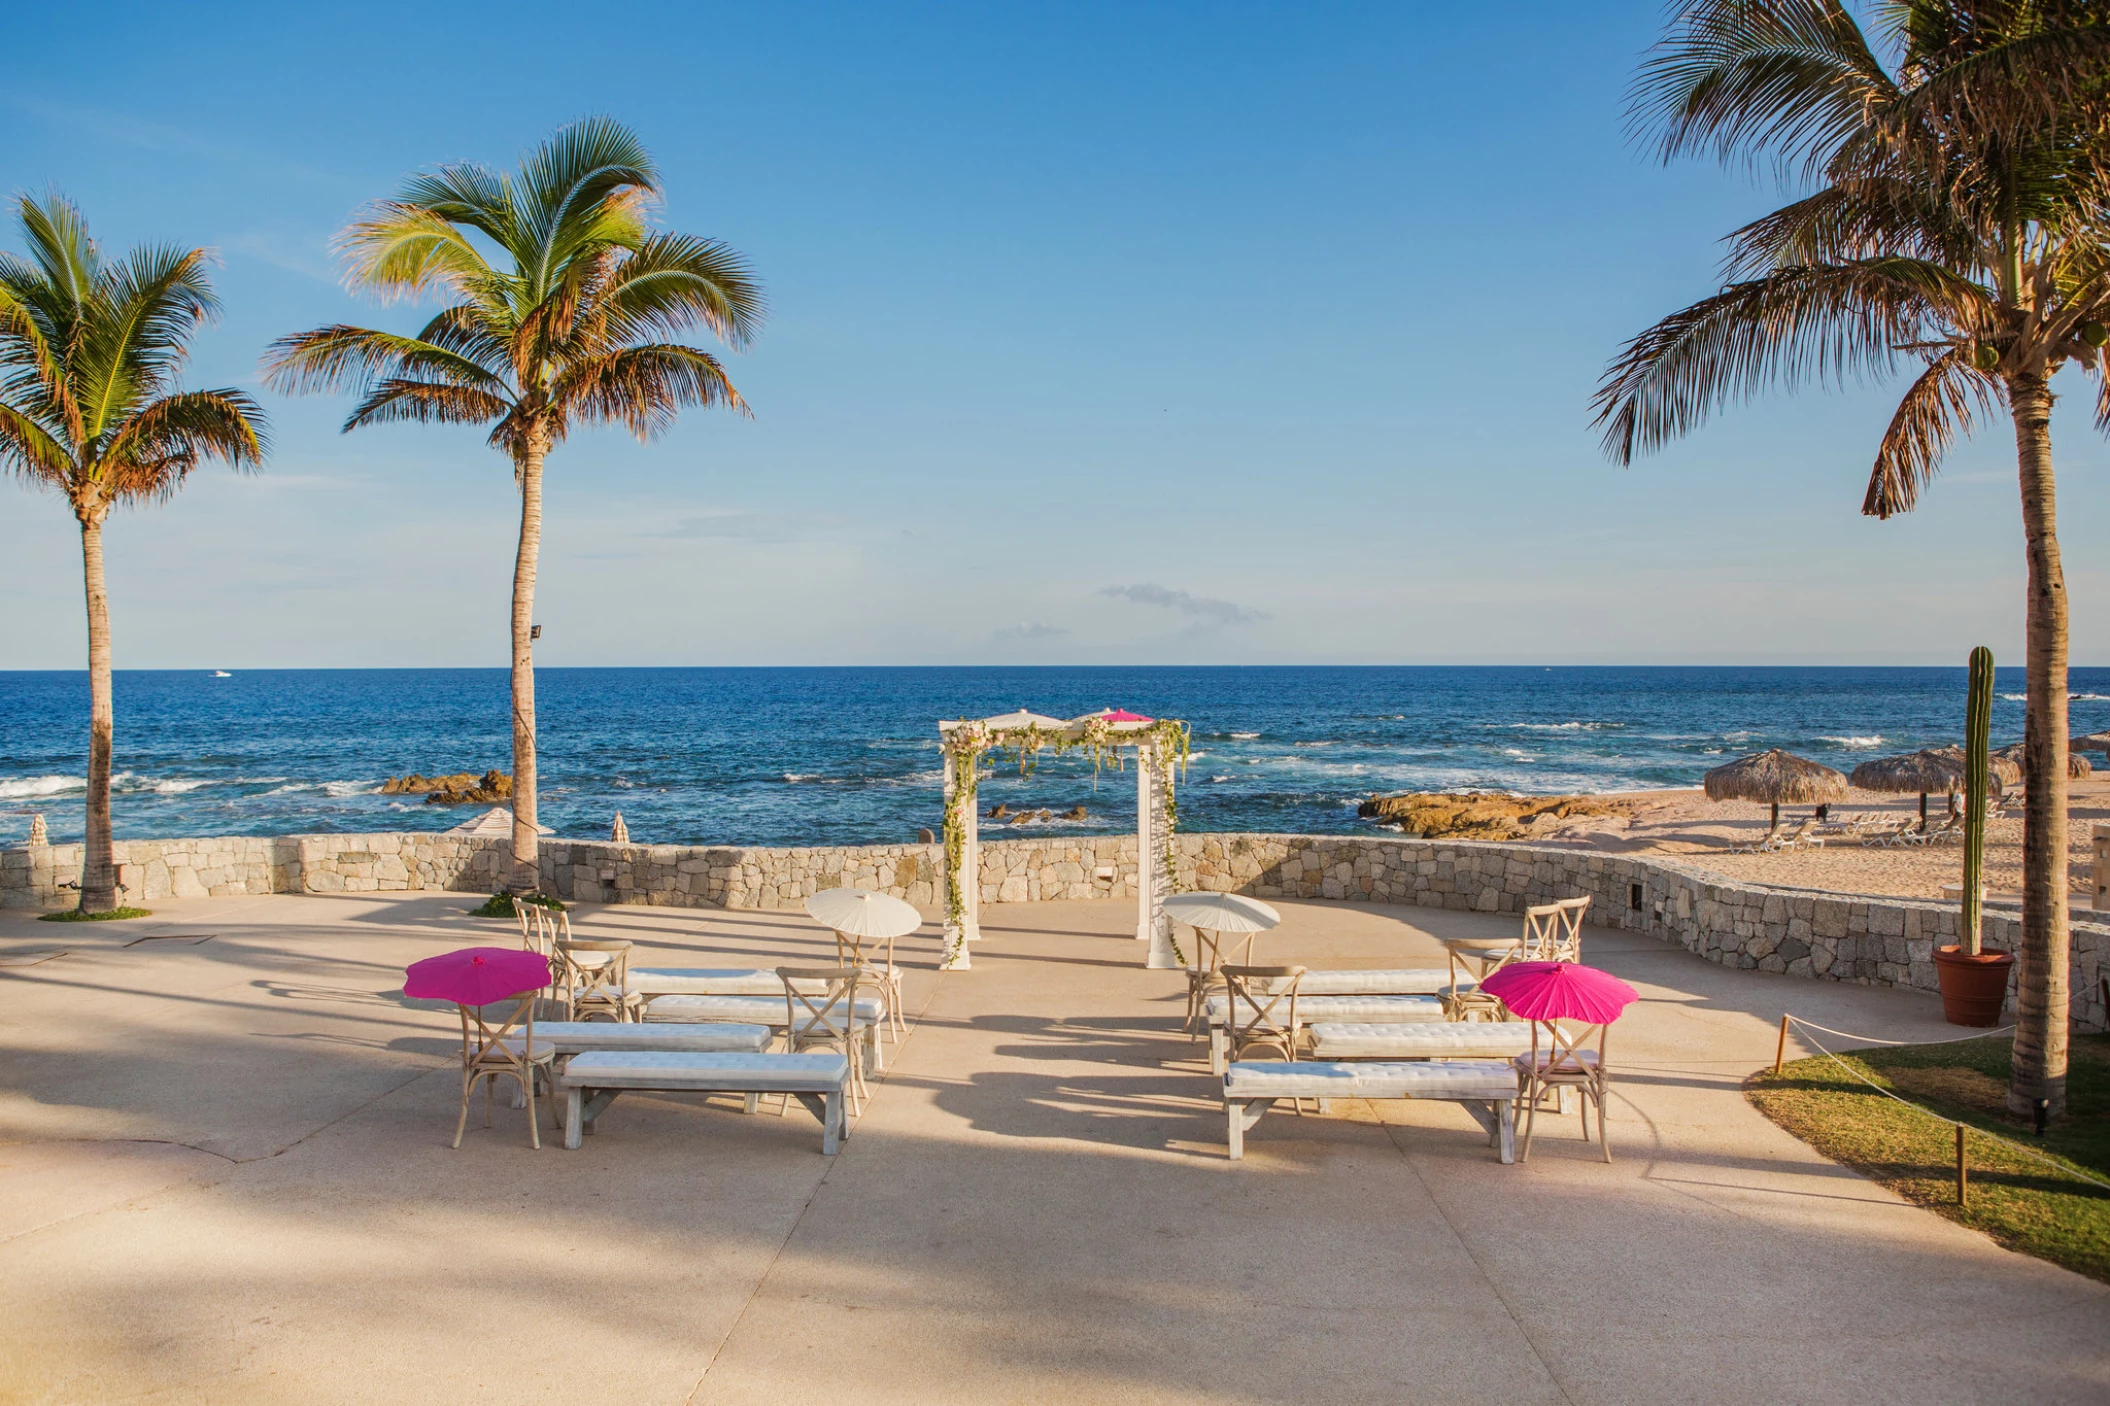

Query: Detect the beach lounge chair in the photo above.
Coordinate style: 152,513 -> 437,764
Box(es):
1771,817 -> 1824,851
1728,822 -> 1784,854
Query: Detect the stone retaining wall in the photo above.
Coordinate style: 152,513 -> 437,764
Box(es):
4,829 -> 2102,1031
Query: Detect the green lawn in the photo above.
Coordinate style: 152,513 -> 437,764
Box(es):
1747,1032 -> 2110,1283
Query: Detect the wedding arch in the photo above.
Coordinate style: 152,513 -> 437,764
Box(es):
939,708 -> 1191,971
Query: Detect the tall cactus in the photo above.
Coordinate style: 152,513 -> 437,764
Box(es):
1963,646 -> 1994,955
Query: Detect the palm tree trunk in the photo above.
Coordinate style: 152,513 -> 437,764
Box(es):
508,429 -> 548,894
77,511 -> 118,913
2008,370 -> 2070,1120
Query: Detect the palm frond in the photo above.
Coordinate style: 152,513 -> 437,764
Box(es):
99,388 -> 268,503
1594,257 -> 1992,462
76,244 -> 219,440
0,401 -> 74,490
344,377 -> 511,431
339,203 -> 502,301
1721,177 -> 1987,279
513,117 -> 656,296
15,190 -> 101,318
603,233 -> 765,349
1861,347 -> 1997,517
262,324 -> 512,401
1631,0 -> 1900,179
552,343 -> 748,439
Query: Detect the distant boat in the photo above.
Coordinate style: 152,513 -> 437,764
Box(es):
212,670 -> 232,678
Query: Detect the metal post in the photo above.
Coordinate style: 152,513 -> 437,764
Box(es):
1774,1014 -> 1790,1076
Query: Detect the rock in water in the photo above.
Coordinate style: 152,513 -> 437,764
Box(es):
1356,791 -> 1622,840
1064,806 -> 1088,820
988,803 -> 1010,819
917,828 -> 935,844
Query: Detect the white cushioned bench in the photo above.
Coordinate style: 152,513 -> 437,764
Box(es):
1204,994 -> 1444,1074
1222,1059 -> 1520,1162
1308,1022 -> 1539,1060
506,1021 -> 772,1057
628,967 -> 784,998
1293,969 -> 1461,996
644,993 -> 889,1072
559,1051 -> 851,1153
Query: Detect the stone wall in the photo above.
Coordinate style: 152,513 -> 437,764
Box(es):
3,829 -> 2102,1032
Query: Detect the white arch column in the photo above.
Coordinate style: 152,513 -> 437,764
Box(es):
941,750 -> 979,970
1138,739 -> 1177,969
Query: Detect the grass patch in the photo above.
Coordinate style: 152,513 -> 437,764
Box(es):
468,891 -> 566,918
1748,1032 -> 2110,1282
38,906 -> 152,922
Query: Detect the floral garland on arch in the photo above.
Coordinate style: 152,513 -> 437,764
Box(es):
938,715 -> 1191,965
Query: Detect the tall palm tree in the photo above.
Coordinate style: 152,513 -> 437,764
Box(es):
265,119 -> 762,891
0,194 -> 267,914
1595,1 -> 2110,1118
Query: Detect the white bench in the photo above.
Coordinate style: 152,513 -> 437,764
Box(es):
507,1021 -> 771,1057
1292,969 -> 1461,996
628,967 -> 783,997
1308,1022 -> 1539,1060
1223,1060 -> 1520,1162
644,993 -> 889,1071
1205,994 -> 1444,1074
559,1051 -> 851,1153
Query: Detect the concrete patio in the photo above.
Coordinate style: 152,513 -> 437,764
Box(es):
0,892 -> 2104,1403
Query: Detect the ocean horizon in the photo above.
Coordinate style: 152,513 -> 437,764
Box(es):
3,664 -> 2104,849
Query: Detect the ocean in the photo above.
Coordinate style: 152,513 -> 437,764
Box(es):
2,666 -> 2103,849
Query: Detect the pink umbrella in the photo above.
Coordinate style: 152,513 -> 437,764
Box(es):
1099,708 -> 1153,722
1479,961 -> 1638,1024
405,947 -> 550,1006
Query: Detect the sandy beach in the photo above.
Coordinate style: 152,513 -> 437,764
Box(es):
1515,779 -> 2110,904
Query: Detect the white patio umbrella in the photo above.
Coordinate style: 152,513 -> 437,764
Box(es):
1163,892 -> 1281,934
446,806 -> 552,838
806,886 -> 923,939
977,709 -> 1071,730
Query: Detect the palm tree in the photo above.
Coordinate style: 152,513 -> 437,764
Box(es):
265,119 -> 762,892
0,194 -> 267,914
1595,1 -> 2110,1118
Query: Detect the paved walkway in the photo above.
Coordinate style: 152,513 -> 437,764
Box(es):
0,893 -> 2103,1403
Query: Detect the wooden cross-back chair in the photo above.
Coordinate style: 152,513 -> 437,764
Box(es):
555,938 -> 643,1023
1523,896 -> 1588,964
778,965 -> 871,1112
830,929 -> 905,1042
1517,1019 -> 1611,1163
1182,926 -> 1262,1038
452,996 -> 555,1150
1221,965 -> 1306,1063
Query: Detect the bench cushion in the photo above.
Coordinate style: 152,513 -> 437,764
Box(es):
503,1022 -> 770,1055
1203,994 -> 1444,1026
1277,969 -> 1461,996
1224,1059 -> 1519,1102
1308,1022 -> 1538,1059
560,1050 -> 849,1092
644,994 -> 885,1024
629,968 -> 792,997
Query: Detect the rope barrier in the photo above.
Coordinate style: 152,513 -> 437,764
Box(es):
1784,1015 -> 2013,1047
1771,1013 -> 2110,1197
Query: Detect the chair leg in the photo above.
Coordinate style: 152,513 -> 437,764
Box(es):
1596,1081 -> 1613,1162
525,1068 -> 541,1151
452,1072 -> 473,1149
1519,1076 -> 1538,1162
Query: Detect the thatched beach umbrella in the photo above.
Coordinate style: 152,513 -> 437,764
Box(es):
1994,741 -> 2090,781
1703,749 -> 1848,829
1849,747 -> 1988,822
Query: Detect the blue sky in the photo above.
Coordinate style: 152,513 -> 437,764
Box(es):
2,1 -> 2105,668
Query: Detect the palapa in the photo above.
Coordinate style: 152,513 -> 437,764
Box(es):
1993,741 -> 2090,781
1702,749 -> 1847,829
1848,746 -> 2013,822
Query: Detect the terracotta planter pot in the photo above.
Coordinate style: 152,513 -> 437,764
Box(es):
1933,945 -> 2015,1027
